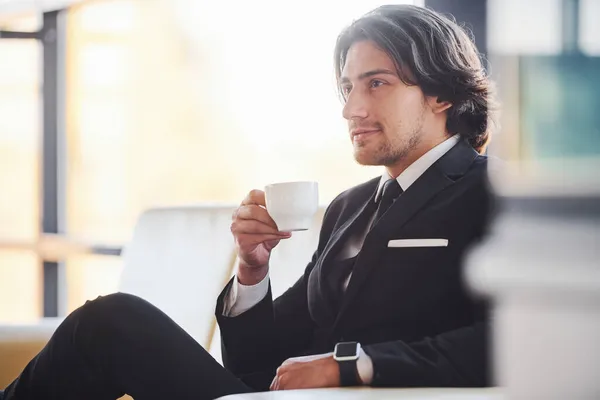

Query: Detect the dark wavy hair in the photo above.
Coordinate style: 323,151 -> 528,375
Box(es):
334,5 -> 496,153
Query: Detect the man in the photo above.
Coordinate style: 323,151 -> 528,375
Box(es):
1,4 -> 496,400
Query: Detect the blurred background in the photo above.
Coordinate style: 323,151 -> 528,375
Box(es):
0,0 -> 598,322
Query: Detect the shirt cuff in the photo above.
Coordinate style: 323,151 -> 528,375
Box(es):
357,348 -> 374,385
222,273 -> 270,317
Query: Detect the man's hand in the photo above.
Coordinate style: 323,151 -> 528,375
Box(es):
231,189 -> 291,285
270,353 -> 341,391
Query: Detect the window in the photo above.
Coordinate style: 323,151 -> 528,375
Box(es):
579,0 -> 600,56
487,0 -> 600,187
488,0 -> 563,55
0,23 -> 42,322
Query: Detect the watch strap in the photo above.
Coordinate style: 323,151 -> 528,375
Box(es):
338,359 -> 360,386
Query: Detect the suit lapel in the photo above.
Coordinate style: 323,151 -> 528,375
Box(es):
334,139 -> 480,325
319,190 -> 376,269
310,185 -> 377,325
316,188 -> 376,318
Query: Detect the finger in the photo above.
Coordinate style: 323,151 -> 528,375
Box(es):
259,239 -> 280,254
276,374 -> 288,391
235,234 -> 287,254
231,220 -> 291,237
236,233 -> 287,246
241,189 -> 266,207
270,376 -> 278,391
235,205 -> 278,228
273,374 -> 285,391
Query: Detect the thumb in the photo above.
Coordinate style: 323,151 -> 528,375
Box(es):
264,239 -> 281,251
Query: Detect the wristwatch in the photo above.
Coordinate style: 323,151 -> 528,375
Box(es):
333,341 -> 361,386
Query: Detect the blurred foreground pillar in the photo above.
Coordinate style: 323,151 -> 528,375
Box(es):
467,177 -> 600,398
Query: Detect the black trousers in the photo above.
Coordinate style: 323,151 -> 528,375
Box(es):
0,293 -> 253,400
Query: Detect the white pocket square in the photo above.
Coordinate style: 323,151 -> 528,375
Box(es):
387,239 -> 449,248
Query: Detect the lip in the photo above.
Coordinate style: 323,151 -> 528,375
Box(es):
352,128 -> 380,136
352,129 -> 381,141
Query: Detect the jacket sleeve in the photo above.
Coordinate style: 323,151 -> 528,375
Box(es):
363,318 -> 490,387
215,251 -> 318,390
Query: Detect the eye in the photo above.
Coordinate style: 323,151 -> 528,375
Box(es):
370,79 -> 385,89
341,84 -> 352,97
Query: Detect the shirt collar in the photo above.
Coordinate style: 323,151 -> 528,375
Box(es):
375,134 -> 461,203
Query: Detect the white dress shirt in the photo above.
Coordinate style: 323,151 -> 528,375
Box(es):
221,134 -> 461,384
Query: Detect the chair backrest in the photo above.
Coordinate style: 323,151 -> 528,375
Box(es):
118,205 -> 237,347
268,208 -> 326,297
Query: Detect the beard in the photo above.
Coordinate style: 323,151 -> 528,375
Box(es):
353,117 -> 424,167
371,131 -> 421,166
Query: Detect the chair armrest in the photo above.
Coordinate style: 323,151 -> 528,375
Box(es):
0,319 -> 61,388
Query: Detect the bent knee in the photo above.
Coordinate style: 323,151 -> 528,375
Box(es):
81,292 -> 150,321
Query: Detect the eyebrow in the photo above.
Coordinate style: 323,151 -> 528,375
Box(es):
339,68 -> 398,85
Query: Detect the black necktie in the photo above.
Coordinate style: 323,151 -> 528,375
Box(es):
372,178 -> 403,227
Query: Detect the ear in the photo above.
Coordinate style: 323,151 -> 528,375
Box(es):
427,96 -> 452,114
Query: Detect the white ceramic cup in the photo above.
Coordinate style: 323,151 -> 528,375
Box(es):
264,181 -> 319,232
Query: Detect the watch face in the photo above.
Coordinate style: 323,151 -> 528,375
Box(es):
336,342 -> 358,358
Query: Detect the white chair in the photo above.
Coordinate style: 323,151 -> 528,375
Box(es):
268,208 -> 326,297
118,204 -> 238,347
0,204 -> 239,387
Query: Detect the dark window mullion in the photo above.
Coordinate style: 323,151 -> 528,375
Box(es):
41,10 -> 64,318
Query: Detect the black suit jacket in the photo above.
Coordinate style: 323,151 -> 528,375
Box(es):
216,138 -> 494,391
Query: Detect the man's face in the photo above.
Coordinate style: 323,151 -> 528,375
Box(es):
340,40 -> 438,169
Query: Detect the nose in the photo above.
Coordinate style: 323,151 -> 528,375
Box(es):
342,91 -> 369,121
